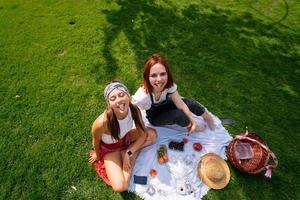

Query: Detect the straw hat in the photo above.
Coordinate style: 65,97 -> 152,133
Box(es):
198,153 -> 230,189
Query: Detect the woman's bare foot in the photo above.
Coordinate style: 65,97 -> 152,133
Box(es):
195,123 -> 206,132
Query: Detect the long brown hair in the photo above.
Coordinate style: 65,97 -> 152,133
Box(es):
106,103 -> 146,140
143,53 -> 174,93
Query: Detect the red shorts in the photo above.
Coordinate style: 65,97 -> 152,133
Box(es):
89,133 -> 132,185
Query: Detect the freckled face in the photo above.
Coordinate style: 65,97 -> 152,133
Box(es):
149,63 -> 168,93
107,89 -> 130,116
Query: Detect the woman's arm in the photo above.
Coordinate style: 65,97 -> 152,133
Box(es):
128,108 -> 147,154
123,124 -> 147,172
89,115 -> 105,163
128,128 -> 147,154
122,108 -> 147,172
170,91 -> 197,133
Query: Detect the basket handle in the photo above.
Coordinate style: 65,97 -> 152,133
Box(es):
235,134 -> 278,178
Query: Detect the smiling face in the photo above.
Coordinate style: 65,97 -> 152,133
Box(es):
107,88 -> 130,118
149,63 -> 168,93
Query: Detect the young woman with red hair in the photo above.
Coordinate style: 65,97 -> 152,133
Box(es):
132,53 -> 215,134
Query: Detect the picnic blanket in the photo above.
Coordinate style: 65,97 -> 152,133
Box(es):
127,113 -> 233,200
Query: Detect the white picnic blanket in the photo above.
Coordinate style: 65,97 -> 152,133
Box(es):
127,113 -> 233,200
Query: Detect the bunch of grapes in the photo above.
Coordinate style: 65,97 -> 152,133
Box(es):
168,140 -> 184,151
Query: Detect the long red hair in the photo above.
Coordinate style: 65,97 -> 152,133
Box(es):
142,53 -> 174,93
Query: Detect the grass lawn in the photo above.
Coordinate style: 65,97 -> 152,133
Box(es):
1,0 -> 299,199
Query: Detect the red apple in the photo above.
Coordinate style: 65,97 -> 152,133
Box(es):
150,169 -> 157,177
193,143 -> 202,151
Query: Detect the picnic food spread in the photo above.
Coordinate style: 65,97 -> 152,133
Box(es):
157,144 -> 168,164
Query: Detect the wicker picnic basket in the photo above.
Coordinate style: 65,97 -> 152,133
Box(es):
226,130 -> 278,178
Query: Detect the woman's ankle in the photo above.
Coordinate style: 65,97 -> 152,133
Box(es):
195,123 -> 206,132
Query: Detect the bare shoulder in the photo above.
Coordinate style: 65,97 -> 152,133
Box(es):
92,112 -> 108,136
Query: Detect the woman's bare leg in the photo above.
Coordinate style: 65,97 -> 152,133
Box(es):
202,112 -> 215,130
128,127 -> 157,148
104,128 -> 157,192
104,151 -> 139,192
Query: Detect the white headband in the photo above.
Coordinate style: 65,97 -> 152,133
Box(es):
104,82 -> 130,100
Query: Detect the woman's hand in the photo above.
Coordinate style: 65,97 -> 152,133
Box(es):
187,118 -> 197,134
89,152 -> 99,163
123,153 -> 131,172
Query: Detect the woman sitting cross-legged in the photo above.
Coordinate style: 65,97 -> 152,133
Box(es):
89,81 -> 157,192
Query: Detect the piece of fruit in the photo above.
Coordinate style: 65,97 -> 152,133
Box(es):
163,155 -> 168,162
150,169 -> 157,177
168,140 -> 185,151
157,145 -> 168,164
193,143 -> 202,151
183,138 -> 188,144
158,157 -> 165,164
178,141 -> 184,151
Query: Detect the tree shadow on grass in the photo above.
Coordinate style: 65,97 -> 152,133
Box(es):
98,0 -> 300,199
99,0 -> 299,91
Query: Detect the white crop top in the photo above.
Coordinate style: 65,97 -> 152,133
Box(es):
101,109 -> 134,144
132,83 -> 177,110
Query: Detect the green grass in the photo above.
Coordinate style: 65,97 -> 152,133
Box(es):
1,0 -> 299,199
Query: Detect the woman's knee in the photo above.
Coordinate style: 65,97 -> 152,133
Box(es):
147,128 -> 157,142
183,98 -> 205,116
111,181 -> 129,192
172,110 -> 190,126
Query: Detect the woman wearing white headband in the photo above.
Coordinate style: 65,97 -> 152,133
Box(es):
89,81 -> 157,191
